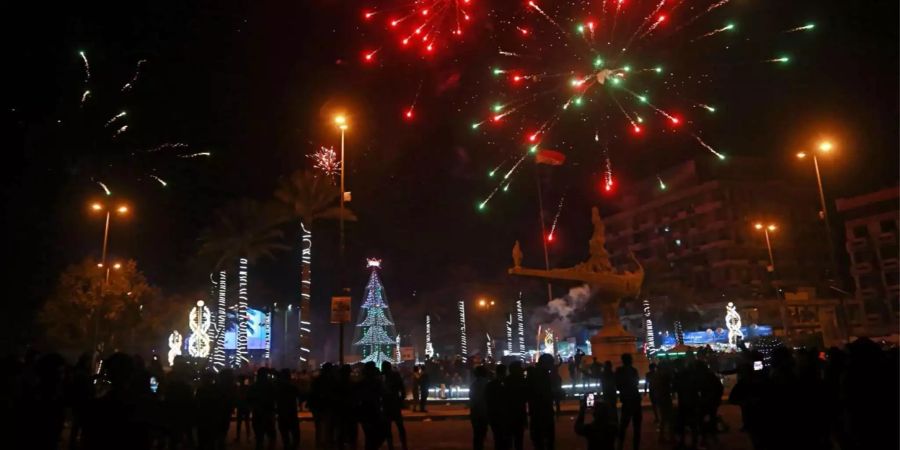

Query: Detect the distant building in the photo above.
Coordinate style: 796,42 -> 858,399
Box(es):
604,158 -> 830,301
835,186 -> 900,329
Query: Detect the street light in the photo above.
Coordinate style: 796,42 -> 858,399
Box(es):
90,201 -> 130,268
333,113 -> 349,365
796,139 -> 847,327
753,222 -> 787,334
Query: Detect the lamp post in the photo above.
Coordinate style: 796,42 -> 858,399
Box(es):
91,202 -> 129,268
754,223 -> 788,335
797,140 -> 849,336
334,114 -> 349,365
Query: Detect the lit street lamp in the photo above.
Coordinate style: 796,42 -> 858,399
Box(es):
333,113 -> 349,365
754,222 -> 788,335
90,201 -> 130,268
797,139 -> 850,336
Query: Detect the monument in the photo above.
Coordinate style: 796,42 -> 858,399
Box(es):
510,207 -> 648,372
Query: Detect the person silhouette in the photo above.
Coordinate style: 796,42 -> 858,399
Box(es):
486,364 -> 511,450
248,368 -> 277,450
235,375 -> 252,443
575,396 -> 617,450
505,361 -> 529,450
418,365 -> 431,412
196,370 -> 225,450
600,361 -> 618,422
162,356 -> 195,449
66,352 -> 94,450
82,353 -> 151,450
276,369 -> 301,450
336,364 -> 359,450
528,354 -> 558,450
614,353 -> 641,450
469,365 -> 491,450
358,362 -> 387,450
217,369 -> 237,447
381,361 -> 409,450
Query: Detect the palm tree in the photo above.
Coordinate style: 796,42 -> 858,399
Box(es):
274,170 -> 356,365
198,198 -> 289,368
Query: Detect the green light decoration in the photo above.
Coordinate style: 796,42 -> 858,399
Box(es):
654,66 -> 663,73
352,260 -> 399,366
593,58 -> 604,68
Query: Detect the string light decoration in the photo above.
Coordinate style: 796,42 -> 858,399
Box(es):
264,309 -> 272,362
486,333 -> 493,360
395,335 -> 402,363
424,314 -> 435,358
458,300 -> 468,362
187,301 -> 211,358
643,298 -> 657,355
506,313 -> 514,356
674,320 -> 685,347
298,222 -> 313,364
207,274 -> 218,353
543,328 -> 555,355
212,271 -> 227,370
168,330 -> 183,366
353,260 -> 399,366
725,302 -> 744,348
236,258 -> 250,367
516,295 -> 525,360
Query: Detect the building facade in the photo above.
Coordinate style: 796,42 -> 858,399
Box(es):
835,186 -> 900,329
604,158 -> 831,301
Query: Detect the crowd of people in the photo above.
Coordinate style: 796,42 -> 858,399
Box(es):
1,337 -> 897,450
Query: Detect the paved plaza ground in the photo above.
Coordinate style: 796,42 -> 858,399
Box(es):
219,403 -> 753,450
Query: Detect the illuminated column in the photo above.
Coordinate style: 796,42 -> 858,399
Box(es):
264,309 -> 273,363
298,222 -> 312,364
188,301 -> 211,358
207,274 -> 217,352
643,298 -> 657,355
212,270 -> 227,370
395,334 -> 402,363
458,300 -> 468,363
424,314 -> 434,358
486,333 -> 493,360
168,330 -> 183,366
236,258 -> 249,366
674,320 -> 685,347
506,313 -> 514,356
516,295 -> 525,360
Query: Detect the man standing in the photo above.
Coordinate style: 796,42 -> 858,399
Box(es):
382,362 -> 408,450
528,354 -> 558,450
276,369 -> 301,450
469,366 -> 491,450
486,364 -> 511,450
615,354 -> 641,450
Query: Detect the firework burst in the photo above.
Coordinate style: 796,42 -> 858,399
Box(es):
472,0 -> 813,208
309,146 -> 341,178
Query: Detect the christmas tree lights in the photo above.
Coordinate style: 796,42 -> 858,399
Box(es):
353,260 -> 398,366
168,330 -> 183,366
188,301 -> 211,358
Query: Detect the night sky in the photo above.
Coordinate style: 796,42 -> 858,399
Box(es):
5,0 -> 898,355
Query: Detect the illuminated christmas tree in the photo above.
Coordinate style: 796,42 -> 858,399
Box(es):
353,259 -> 398,366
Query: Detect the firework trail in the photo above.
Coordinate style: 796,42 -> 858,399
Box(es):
547,195 -> 565,241
150,175 -> 168,187
121,59 -> 147,92
784,23 -> 815,33
691,23 -> 735,42
79,51 -> 90,83
105,111 -> 127,127
657,175 -> 667,190
96,181 -> 111,196
178,152 -> 212,158
113,125 -> 128,138
81,90 -> 91,106
146,143 -> 190,153
692,133 -> 725,159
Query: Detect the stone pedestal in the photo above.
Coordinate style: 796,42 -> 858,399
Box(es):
589,332 -> 650,375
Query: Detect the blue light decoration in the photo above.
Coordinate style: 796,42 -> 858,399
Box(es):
661,324 -> 773,347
